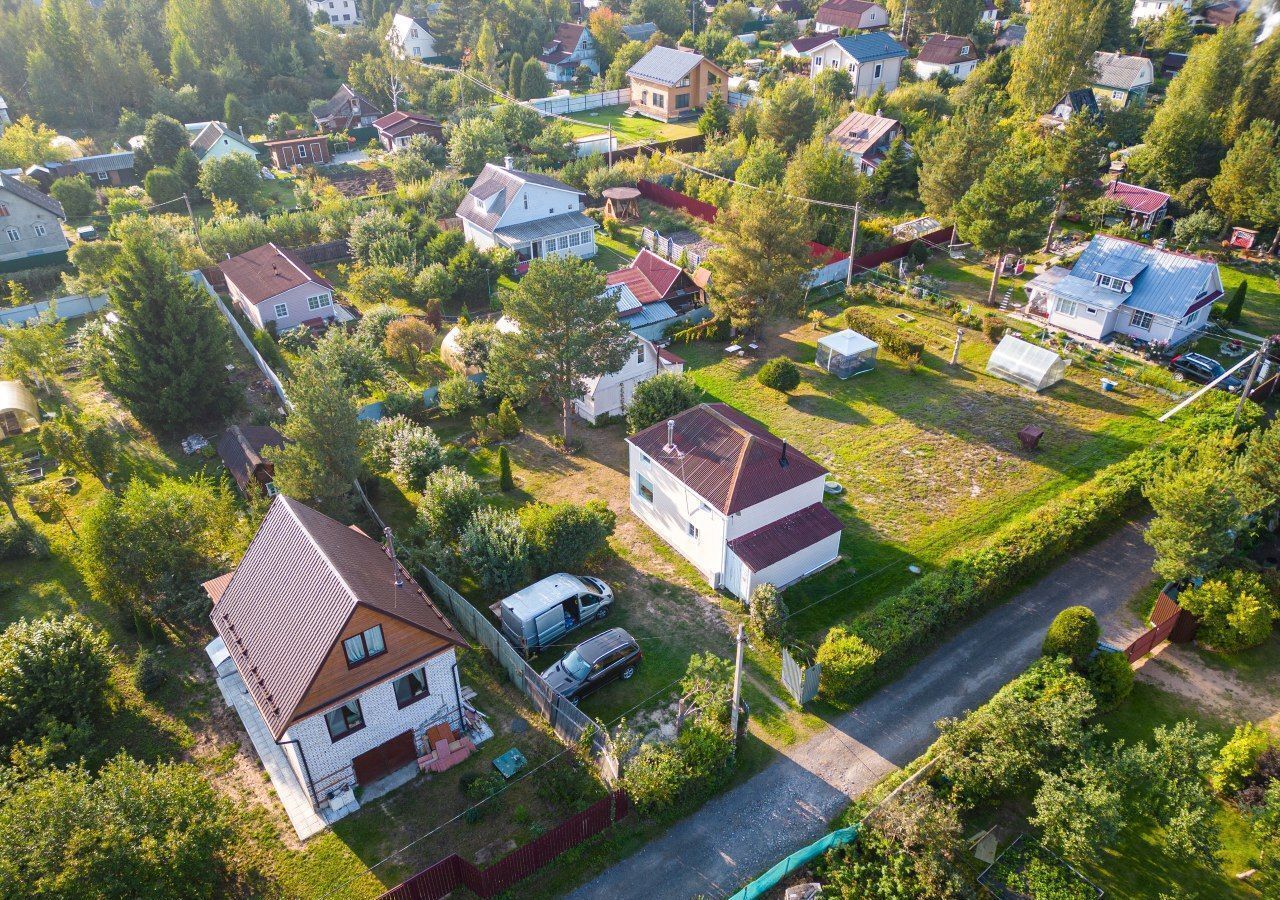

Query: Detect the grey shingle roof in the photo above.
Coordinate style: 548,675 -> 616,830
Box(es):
456,163 -> 583,233
621,21 -> 658,42
627,46 -> 706,86
72,152 -> 134,175
0,171 -> 64,218
190,122 -> 256,159
1091,52 -> 1153,90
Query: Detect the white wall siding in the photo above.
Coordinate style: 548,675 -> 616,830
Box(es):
229,280 -> 335,332
629,443 -> 729,585
725,477 -> 828,541
743,531 -> 842,598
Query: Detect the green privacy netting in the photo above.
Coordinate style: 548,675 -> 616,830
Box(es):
728,824 -> 860,900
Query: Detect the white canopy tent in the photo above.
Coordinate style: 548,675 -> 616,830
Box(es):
986,334 -> 1067,392
816,329 -> 878,379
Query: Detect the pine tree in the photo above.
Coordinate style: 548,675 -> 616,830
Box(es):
698,92 -> 729,137
101,224 -> 239,433
272,354 -> 363,516
508,52 -> 525,97
429,0 -> 476,59
1228,30 -> 1280,141
1008,0 -> 1106,115
869,135 -> 917,202
1210,119 -> 1280,228
498,446 -> 514,491
169,35 -> 199,87
707,188 -> 813,330
918,92 -> 1010,217
223,93 -> 247,130
1224,280 -> 1247,324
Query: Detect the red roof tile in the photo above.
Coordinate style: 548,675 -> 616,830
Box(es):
606,249 -> 682,304
218,243 -> 332,306
628,403 -> 828,515
1105,180 -> 1170,216
727,503 -> 843,571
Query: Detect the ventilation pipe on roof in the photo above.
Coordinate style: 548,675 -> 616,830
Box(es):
779,440 -> 790,468
663,419 -> 677,454
383,526 -> 404,588
503,155 -> 514,169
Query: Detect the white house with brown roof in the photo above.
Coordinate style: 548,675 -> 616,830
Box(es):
219,242 -> 337,332
457,162 -> 597,264
914,34 -> 979,79
387,13 -> 439,60
0,171 -> 68,270
814,0 -> 889,32
206,496 -> 474,830
627,403 -> 843,601
538,22 -> 598,83
827,109 -> 905,174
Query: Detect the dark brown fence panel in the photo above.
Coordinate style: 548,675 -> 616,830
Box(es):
292,238 -> 350,265
380,854 -> 464,900
1123,584 -> 1198,664
848,225 -> 956,274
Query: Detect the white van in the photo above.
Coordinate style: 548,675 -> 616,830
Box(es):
490,573 -> 614,655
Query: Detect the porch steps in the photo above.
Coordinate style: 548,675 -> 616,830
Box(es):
999,288 -> 1013,311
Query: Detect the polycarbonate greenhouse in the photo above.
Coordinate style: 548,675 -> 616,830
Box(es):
985,334 -> 1067,392
815,329 -> 878,379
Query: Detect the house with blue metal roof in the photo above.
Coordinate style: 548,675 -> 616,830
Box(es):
1023,235 -> 1224,346
807,32 -> 908,97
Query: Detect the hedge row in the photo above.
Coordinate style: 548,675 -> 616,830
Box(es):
842,307 -> 924,364
821,445 -> 1167,703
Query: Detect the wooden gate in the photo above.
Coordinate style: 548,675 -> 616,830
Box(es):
782,648 -> 821,706
1123,585 -> 1198,664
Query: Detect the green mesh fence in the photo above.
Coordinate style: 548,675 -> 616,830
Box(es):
728,824 -> 860,900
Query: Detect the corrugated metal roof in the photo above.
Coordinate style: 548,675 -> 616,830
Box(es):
619,299 -> 677,327
1091,52 -> 1152,90
727,502 -> 842,571
219,242 -> 332,305
493,209 -> 596,242
622,22 -> 658,41
917,33 -> 977,65
825,32 -> 908,62
209,496 -> 467,739
627,46 -> 706,86
217,425 -> 285,493
1105,180 -> 1170,215
828,110 -> 899,157
627,403 -> 828,515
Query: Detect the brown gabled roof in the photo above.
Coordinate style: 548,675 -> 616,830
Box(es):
218,242 -> 332,306
373,110 -> 443,141
607,249 -> 684,304
727,503 -> 843,571
627,403 -> 828,515
539,22 -> 587,64
209,495 -> 467,739
217,424 -> 285,493
815,0 -> 882,28
828,110 -> 900,157
917,33 -> 977,65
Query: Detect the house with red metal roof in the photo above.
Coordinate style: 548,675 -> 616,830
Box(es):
913,34 -> 980,81
1104,180 -> 1171,231
827,109 -> 905,174
219,242 -> 337,332
204,495 -> 476,834
372,111 -> 444,152
606,248 -> 707,339
627,403 -> 843,601
814,0 -> 889,32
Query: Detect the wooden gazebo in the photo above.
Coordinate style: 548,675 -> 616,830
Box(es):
603,186 -> 641,222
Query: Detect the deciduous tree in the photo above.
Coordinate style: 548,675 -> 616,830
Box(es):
1144,448 -> 1242,583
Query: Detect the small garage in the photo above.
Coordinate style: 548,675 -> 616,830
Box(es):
351,730 -> 418,785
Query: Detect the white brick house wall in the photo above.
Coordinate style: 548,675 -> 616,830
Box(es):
283,648 -> 462,803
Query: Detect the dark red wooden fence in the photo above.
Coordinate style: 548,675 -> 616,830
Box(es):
1123,584 -> 1198,663
847,225 -> 956,274
637,179 -> 718,223
379,791 -> 631,900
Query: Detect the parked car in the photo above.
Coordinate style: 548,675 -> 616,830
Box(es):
1168,352 -> 1242,392
490,573 -> 614,655
542,628 -> 642,702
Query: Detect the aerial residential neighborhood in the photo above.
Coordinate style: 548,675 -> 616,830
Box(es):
1,0 -> 1280,897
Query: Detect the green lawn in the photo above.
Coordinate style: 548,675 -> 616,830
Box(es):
1220,262 -> 1280,338
563,104 -> 699,146
678,297 -> 1171,639
922,255 -> 1036,306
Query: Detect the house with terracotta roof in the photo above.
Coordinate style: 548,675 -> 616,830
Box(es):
219,242 -> 337,332
628,403 -> 843,601
827,109 -> 905,174
205,495 -> 474,830
1104,180 -> 1170,231
373,111 -> 444,151
606,248 -> 707,339
807,32 -> 908,97
1022,234 -> 1222,346
914,34 -> 979,80
814,0 -> 889,32
456,161 -> 596,263
217,424 -> 285,497
539,22 -> 598,83
626,47 -> 729,122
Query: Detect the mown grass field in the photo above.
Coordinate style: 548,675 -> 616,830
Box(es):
1220,261 -> 1280,338
563,104 -> 699,145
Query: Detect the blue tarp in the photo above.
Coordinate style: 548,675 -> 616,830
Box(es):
728,825 -> 859,900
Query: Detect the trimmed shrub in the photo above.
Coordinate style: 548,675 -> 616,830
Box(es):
498,446 -> 514,491
748,583 -> 788,644
1211,723 -> 1271,796
461,506 -> 528,595
626,373 -> 702,433
135,648 -> 168,696
843,307 -> 923,364
1042,606 -> 1100,669
520,500 -> 616,575
623,721 -> 735,819
494,398 -> 522,437
1086,649 -> 1134,707
816,627 -> 881,701
1178,569 -> 1276,652
757,357 -> 801,392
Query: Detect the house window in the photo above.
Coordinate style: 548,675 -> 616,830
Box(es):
961,45 -> 969,55
1131,310 -> 1153,330
298,144 -> 308,158
675,93 -> 690,109
569,232 -> 581,247
307,294 -> 330,310
0,204 -> 8,216
952,65 -> 960,74
1112,90 -> 1125,101
873,63 -> 883,79
1055,298 -> 1078,317
32,223 -> 46,237
5,228 -> 19,242
653,94 -> 665,110
687,521 -> 699,539
343,624 -> 386,666
273,302 -> 289,319
522,195 -> 528,209
637,344 -> 645,364
324,699 -> 365,741
392,666 -> 430,708
557,235 -> 568,250
96,171 -> 109,182
815,56 -> 823,68
410,28 -> 418,36
637,473 -> 654,504
1096,274 -> 1126,292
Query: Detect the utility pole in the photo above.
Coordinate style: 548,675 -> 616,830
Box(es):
729,624 -> 744,742
182,193 -> 206,255
607,124 -> 614,166
950,329 -> 963,366
845,202 -> 861,288
1235,350 -> 1264,423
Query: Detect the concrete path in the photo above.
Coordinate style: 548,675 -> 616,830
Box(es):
567,520 -> 1155,900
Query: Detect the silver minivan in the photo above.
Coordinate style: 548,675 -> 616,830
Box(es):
490,573 -> 614,655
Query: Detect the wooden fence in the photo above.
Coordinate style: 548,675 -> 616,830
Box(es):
380,791 -> 631,900
1122,583 -> 1198,664
291,238 -> 350,265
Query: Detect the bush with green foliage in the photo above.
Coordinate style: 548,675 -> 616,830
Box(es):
0,516 -> 41,561
622,721 -> 735,819
417,467 -> 483,538
1178,569 -> 1276,652
756,357 -> 801,392
364,414 -> 413,473
438,374 -> 482,416
461,506 -> 529,595
748,583 -> 788,644
520,500 -> 616,576
498,446 -> 514,491
843,307 -> 924,364
144,166 -> 186,205
0,754 -> 251,898
49,174 -> 97,218
816,627 -> 881,702
982,313 -> 1007,343
389,424 -> 445,491
1211,723 -> 1271,796
134,648 -> 168,696
1085,649 -> 1134,707
0,614 -> 112,750
1042,606 -> 1100,669
626,373 -> 702,433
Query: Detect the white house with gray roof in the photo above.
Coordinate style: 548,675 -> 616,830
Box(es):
1023,235 -> 1223,346
807,32 -> 909,97
0,96 -> 9,136
0,171 -> 68,272
456,161 -> 596,263
190,121 -> 259,167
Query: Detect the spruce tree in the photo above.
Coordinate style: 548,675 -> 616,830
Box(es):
520,57 -> 548,100
498,446 -> 514,491
508,52 -> 525,98
1224,280 -> 1247,324
272,354 -> 363,516
101,226 -> 238,433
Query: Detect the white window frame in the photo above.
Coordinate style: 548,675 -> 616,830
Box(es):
1130,310 -> 1153,331
1055,298 -> 1078,317
273,302 -> 289,320
32,223 -> 46,237
298,143 -> 308,159
636,473 -> 654,504
4,227 -> 19,242
687,521 -> 699,539
873,62 -> 883,79
307,294 -> 330,310
96,171 -> 109,182
568,232 -> 581,247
